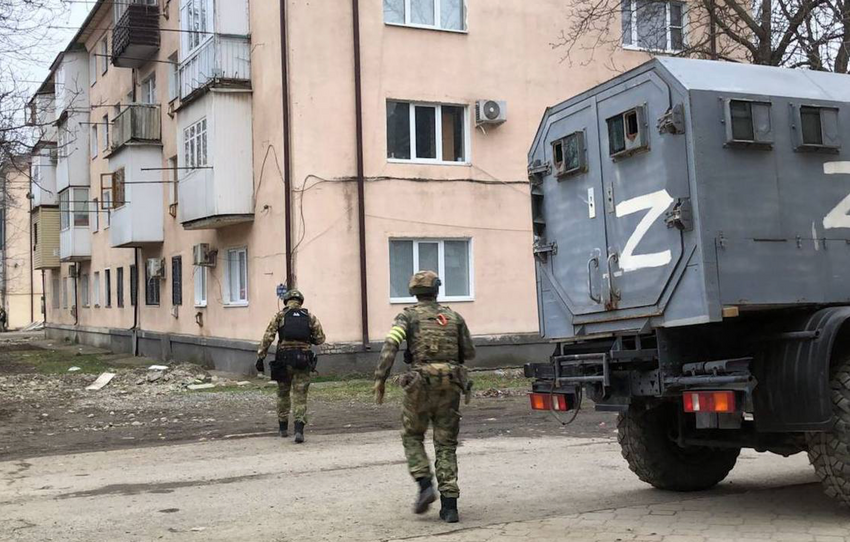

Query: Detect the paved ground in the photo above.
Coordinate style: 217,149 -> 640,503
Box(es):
2,428 -> 844,542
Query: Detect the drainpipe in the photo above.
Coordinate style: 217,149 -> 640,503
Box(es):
352,0 -> 370,348
28,173 -> 34,323
132,247 -> 140,355
279,0 -> 293,287
41,270 -> 46,323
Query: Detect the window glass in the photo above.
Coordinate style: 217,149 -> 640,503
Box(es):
130,265 -> 138,306
59,190 -> 70,230
415,106 -> 437,159
93,272 -> 100,306
113,168 -> 126,208
564,133 -> 580,171
441,105 -> 465,162
227,248 -> 248,304
102,190 -> 112,227
73,188 -> 89,227
141,74 -> 156,104
608,115 -> 626,155
635,0 -> 667,50
384,0 -> 404,23
145,265 -> 160,306
62,278 -> 68,309
730,100 -> 755,141
81,274 -> 90,307
172,257 -> 183,306
621,2 -> 633,46
91,125 -> 98,158
411,0 -> 435,25
386,101 -> 411,160
440,0 -> 464,30
389,240 -> 414,298
194,266 -> 207,306
670,2 -> 684,50
52,277 -> 60,309
419,242 -> 439,272
105,269 -> 112,307
102,114 -> 110,150
100,38 -> 109,74
801,106 -> 823,145
117,267 -> 124,308
444,240 -> 470,297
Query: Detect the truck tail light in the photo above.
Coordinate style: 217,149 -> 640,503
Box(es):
683,391 -> 737,413
529,392 -> 572,412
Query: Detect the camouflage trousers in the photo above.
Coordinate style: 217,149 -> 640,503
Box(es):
401,376 -> 462,498
277,369 -> 311,424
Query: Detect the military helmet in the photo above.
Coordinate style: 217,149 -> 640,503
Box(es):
409,271 -> 441,296
283,288 -> 304,303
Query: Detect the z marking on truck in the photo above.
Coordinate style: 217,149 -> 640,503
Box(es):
824,162 -> 850,230
615,189 -> 675,272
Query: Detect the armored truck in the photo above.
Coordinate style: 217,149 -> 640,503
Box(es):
525,57 -> 850,505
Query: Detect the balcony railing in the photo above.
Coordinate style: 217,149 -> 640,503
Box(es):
111,104 -> 161,150
112,3 -> 160,69
179,34 -> 251,101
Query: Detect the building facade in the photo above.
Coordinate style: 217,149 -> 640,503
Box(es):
30,0 -> 662,372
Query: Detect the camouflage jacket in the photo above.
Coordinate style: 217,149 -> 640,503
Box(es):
374,300 -> 476,383
257,300 -> 326,359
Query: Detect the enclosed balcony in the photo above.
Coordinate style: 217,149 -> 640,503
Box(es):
31,151 -> 57,209
112,2 -> 160,69
111,104 -> 161,151
55,113 -> 90,192
32,207 -> 60,270
108,146 -> 164,248
179,34 -> 251,101
58,187 -> 91,262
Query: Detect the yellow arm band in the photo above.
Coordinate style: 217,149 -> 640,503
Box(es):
386,326 -> 406,345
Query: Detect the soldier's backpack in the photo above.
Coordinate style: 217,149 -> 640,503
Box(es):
278,308 -> 312,343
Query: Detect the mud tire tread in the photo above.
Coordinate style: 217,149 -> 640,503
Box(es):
807,360 -> 850,508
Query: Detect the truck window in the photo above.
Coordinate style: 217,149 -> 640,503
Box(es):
729,101 -> 754,141
724,99 -> 772,147
553,131 -> 587,177
800,106 -> 823,145
607,106 -> 648,158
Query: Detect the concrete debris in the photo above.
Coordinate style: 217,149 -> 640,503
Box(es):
85,373 -> 116,391
68,367 -> 81,372
187,383 -> 215,391
236,381 -> 251,386
148,365 -> 169,371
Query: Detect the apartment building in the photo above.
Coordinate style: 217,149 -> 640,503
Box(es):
30,0 -> 665,372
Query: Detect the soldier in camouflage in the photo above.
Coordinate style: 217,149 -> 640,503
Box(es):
257,289 -> 325,443
374,271 -> 475,523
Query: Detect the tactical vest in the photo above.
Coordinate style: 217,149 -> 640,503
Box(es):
278,308 -> 312,344
407,306 -> 462,364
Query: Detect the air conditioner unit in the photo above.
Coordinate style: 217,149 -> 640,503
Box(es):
475,100 -> 507,126
68,263 -> 78,278
193,243 -> 216,267
146,258 -> 166,280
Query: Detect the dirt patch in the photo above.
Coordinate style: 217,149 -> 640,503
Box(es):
0,335 -> 618,461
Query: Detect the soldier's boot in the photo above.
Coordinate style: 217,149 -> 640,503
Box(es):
294,421 -> 305,444
439,496 -> 459,523
413,477 -> 437,514
279,421 -> 288,438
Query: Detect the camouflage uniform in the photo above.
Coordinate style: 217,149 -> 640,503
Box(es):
257,299 -> 325,424
374,295 -> 476,498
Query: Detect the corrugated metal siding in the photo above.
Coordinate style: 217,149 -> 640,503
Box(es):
33,207 -> 60,269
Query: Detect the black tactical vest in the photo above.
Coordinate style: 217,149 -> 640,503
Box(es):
278,308 -> 312,343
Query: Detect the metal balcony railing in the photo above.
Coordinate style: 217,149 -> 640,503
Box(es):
179,34 -> 251,101
111,104 -> 161,150
112,3 -> 160,69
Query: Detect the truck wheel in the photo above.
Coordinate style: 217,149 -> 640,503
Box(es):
618,402 -> 741,491
807,355 -> 850,507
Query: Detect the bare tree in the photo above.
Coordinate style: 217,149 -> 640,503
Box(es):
553,0 -> 850,72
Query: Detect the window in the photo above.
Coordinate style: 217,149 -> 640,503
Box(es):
724,99 -> 773,147
102,115 -> 110,151
91,124 -> 98,158
59,190 -> 70,230
172,256 -> 183,306
112,168 -> 126,209
89,52 -> 97,86
795,106 -> 840,150
168,155 -> 179,207
384,0 -> 466,31
553,131 -> 587,177
93,272 -> 101,307
62,277 -> 68,309
168,53 -> 179,101
183,0 -> 210,53
73,187 -> 89,227
145,264 -> 161,306
801,107 -> 822,145
607,107 -> 647,157
104,268 -> 112,307
194,266 -> 207,307
100,38 -> 109,75
183,118 -> 208,171
102,190 -> 112,228
33,221 -> 38,250
81,274 -> 90,307
225,248 -> 248,305
141,74 -> 156,104
622,0 -> 685,52
389,239 -> 472,302
92,198 -> 99,232
52,277 -> 60,309
130,264 -> 138,306
117,267 -> 124,308
387,101 -> 467,163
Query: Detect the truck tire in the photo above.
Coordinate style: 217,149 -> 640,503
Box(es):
618,402 -> 740,491
807,354 -> 850,507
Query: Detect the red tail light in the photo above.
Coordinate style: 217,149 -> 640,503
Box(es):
683,391 -> 737,413
529,392 -> 572,412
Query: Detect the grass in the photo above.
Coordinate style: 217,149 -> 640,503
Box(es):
18,349 -> 113,375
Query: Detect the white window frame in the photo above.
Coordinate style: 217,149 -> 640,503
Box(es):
194,266 -> 208,307
389,238 -> 474,304
102,114 -> 110,151
181,0 -> 212,56
72,187 -> 89,228
102,189 -> 112,228
100,37 -> 109,75
387,101 -> 471,165
92,198 -> 99,233
384,0 -> 468,33
59,190 -> 70,231
81,274 -> 90,308
104,267 -> 112,308
168,53 -> 179,102
93,272 -> 101,308
183,117 -> 208,174
91,124 -> 98,159
141,73 -> 157,104
224,247 -> 249,306
622,0 -> 687,53
89,52 -> 97,86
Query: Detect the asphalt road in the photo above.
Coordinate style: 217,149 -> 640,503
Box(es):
1,429 -> 842,542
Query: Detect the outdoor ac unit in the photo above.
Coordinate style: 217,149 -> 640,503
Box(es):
475,100 -> 507,126
193,243 -> 216,267
146,258 -> 166,280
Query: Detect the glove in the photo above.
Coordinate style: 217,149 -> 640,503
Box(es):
255,358 -> 264,373
374,380 -> 385,405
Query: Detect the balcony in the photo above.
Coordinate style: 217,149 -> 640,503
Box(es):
31,151 -> 57,209
59,187 -> 91,262
108,146 -> 164,247
56,111 -> 90,192
111,104 -> 161,151
32,208 -> 60,270
179,35 -> 251,102
112,3 -> 160,69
